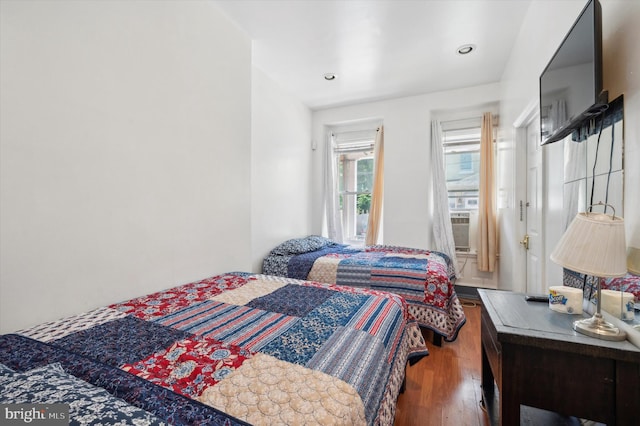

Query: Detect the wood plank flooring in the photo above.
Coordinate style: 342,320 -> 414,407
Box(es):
394,299 -> 491,426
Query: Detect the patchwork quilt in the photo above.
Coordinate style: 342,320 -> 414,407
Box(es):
602,273 -> 640,300
0,272 -> 428,426
263,236 -> 466,341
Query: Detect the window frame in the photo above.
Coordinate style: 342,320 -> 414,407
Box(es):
332,129 -> 377,245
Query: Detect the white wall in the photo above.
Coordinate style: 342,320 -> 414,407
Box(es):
0,0 -> 252,333
603,0 -> 640,251
251,68 -> 313,271
497,0 -> 640,291
311,83 -> 501,249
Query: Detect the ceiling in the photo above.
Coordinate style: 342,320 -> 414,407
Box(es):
213,0 -> 532,110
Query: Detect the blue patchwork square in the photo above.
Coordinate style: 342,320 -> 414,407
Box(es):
374,256 -> 427,270
305,292 -> 369,328
260,316 -> 336,365
246,284 -> 334,317
54,316 -> 191,367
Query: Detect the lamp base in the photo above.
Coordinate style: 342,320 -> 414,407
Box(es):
573,313 -> 626,341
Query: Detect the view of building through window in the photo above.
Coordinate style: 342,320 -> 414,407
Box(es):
443,127 -> 481,211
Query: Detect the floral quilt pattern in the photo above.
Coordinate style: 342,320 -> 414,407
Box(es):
123,336 -> 251,399
0,363 -> 166,426
111,273 -> 252,321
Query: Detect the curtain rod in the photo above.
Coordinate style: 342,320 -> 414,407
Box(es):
440,114 -> 498,124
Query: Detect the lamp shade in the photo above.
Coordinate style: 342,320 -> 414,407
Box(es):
550,212 -> 627,277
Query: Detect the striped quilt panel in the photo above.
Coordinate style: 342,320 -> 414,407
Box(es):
153,300 -> 298,351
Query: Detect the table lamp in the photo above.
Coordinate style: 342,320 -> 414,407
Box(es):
550,206 -> 627,341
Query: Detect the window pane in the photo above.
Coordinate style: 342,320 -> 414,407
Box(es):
357,157 -> 373,192
460,152 -> 472,172
338,158 -> 344,193
444,140 -> 480,211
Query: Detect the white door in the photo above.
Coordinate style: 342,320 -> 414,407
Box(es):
524,119 -> 544,295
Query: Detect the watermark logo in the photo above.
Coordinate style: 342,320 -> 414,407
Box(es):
1,404 -> 68,424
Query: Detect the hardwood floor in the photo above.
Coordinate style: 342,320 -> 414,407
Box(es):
394,299 -> 491,426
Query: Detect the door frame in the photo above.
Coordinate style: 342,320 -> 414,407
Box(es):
513,99 -> 540,294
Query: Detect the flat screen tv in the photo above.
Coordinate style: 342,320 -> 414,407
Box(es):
540,0 -> 608,145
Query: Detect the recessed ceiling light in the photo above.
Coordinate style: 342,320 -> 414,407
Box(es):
457,44 -> 476,55
324,73 -> 336,81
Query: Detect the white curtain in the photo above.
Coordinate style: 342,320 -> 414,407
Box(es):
324,133 -> 343,243
365,126 -> 384,245
431,120 -> 460,277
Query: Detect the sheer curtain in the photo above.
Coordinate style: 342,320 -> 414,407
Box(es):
477,112 -> 497,272
431,121 -> 460,277
365,126 -> 384,245
324,133 -> 343,243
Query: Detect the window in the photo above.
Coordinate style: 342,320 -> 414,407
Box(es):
459,152 -> 473,173
442,126 -> 481,212
333,131 -> 376,245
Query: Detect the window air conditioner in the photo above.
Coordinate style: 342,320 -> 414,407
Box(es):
450,212 -> 470,251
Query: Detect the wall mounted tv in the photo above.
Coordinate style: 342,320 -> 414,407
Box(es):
540,0 -> 608,145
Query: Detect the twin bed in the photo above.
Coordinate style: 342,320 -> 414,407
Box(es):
1,272 -> 428,425
263,236 -> 467,344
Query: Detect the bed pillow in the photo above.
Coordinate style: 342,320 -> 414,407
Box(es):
269,235 -> 337,255
0,362 -> 165,425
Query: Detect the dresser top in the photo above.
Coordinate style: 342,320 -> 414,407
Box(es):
478,289 -> 640,362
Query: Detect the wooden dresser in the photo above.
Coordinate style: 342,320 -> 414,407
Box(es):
479,289 -> 640,425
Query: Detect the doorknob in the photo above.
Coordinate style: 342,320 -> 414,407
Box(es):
520,234 -> 530,250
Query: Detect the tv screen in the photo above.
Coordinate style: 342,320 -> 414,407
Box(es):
540,0 -> 606,145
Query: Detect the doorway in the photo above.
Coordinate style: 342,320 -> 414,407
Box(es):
524,118 -> 544,294
514,101 -> 544,295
